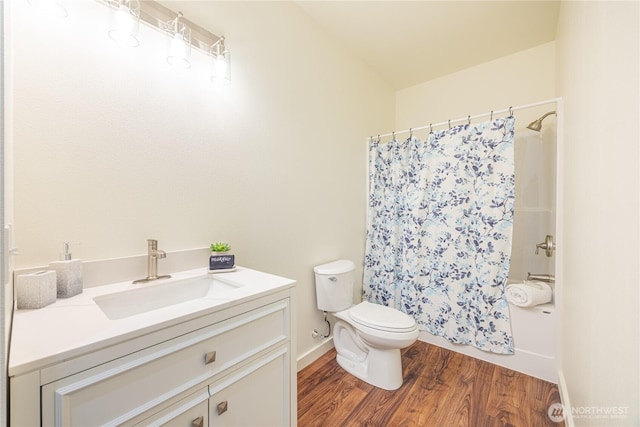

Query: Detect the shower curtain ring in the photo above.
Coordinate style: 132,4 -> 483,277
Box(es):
409,128 -> 412,138
509,106 -> 513,116
448,120 -> 451,129
392,131 -> 395,140
490,110 -> 494,121
467,115 -> 471,125
430,123 -> 433,133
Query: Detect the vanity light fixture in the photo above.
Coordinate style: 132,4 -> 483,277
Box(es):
107,0 -> 140,48
210,36 -> 230,85
164,12 -> 191,68
97,0 -> 230,82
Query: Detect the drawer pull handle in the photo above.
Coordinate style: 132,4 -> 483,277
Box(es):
217,400 -> 228,415
204,351 -> 217,365
192,416 -> 204,427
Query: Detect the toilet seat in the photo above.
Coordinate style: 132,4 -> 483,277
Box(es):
349,301 -> 417,333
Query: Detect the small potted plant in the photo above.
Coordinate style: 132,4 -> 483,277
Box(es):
209,242 -> 235,271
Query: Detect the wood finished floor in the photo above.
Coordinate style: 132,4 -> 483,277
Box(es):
298,341 -> 564,427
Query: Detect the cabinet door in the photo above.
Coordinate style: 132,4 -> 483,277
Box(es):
210,346 -> 289,427
132,389 -> 209,427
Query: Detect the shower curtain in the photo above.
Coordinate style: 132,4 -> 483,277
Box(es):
363,117 -> 516,354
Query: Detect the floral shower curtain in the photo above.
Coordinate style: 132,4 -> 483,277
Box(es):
363,117 -> 516,354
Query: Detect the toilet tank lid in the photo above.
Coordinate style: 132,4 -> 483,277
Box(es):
313,260 -> 355,275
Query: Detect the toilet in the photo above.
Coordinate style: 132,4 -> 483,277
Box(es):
314,259 -> 419,390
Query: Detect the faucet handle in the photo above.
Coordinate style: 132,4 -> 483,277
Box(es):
535,235 -> 555,257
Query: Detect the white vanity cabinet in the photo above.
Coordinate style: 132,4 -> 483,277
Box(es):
9,271 -> 296,427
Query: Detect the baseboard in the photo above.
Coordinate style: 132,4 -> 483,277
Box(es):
418,332 -> 558,383
296,338 -> 334,372
557,369 -> 574,426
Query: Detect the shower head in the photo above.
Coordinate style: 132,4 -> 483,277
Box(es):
526,111 -> 557,132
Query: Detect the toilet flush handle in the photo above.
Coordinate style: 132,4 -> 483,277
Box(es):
328,277 -> 337,282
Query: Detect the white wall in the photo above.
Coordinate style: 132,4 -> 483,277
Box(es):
556,1 -> 639,425
8,1 -> 394,366
396,42 -> 556,131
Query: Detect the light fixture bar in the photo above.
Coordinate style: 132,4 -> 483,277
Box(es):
98,0 -> 223,54
139,1 -> 222,53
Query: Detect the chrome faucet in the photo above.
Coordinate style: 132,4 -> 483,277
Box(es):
133,239 -> 171,284
527,272 -> 555,283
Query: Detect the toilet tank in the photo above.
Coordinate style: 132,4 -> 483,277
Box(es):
313,260 -> 355,312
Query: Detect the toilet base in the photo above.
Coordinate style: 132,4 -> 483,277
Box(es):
336,347 -> 403,391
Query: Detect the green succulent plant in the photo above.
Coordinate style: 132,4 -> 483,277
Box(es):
210,242 -> 231,252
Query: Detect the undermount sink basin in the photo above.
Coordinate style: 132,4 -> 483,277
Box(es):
94,275 -> 242,320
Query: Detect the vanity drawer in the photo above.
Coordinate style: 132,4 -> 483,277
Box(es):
41,300 -> 289,427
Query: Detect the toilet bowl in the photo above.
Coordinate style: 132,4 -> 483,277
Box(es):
314,260 -> 419,390
332,301 -> 419,390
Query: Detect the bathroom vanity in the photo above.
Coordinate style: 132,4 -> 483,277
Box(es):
9,267 -> 297,426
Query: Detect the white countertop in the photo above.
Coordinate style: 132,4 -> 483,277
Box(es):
9,266 -> 295,377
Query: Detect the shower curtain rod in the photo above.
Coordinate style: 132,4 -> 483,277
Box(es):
369,97 -> 561,141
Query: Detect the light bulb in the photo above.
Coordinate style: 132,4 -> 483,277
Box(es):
167,33 -> 190,68
108,2 -> 139,47
114,5 -> 134,32
171,34 -> 187,58
213,56 -> 228,76
165,12 -> 191,68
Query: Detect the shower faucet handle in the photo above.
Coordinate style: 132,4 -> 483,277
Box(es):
535,235 -> 555,257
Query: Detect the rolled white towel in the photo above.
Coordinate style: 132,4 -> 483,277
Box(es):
505,280 -> 552,307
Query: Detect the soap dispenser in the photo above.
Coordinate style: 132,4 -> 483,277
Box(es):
49,242 -> 83,298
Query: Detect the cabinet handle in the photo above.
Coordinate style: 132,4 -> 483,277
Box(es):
217,400 -> 228,415
191,416 -> 204,427
204,351 -> 216,365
